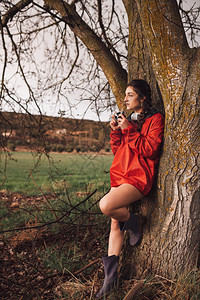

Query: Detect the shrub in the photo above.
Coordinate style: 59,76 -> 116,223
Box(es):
76,146 -> 81,153
51,145 -> 57,152
57,145 -> 65,152
66,146 -> 74,152
80,146 -> 88,152
89,145 -> 98,152
45,145 -> 52,152
8,143 -> 16,151
15,140 -> 22,146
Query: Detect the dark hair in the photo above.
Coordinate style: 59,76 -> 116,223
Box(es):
126,79 -> 152,131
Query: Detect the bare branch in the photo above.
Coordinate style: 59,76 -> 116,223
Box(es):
178,1 -> 200,47
123,282 -> 143,300
0,14 -> 7,100
1,0 -> 33,27
0,189 -> 97,234
97,0 -> 122,64
5,24 -> 43,117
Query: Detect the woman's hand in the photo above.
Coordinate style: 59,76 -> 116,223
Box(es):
117,113 -> 130,130
110,115 -> 120,131
110,113 -> 130,130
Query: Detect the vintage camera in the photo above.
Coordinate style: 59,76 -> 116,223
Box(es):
114,111 -> 125,124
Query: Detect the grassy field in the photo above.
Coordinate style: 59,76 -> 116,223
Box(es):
0,151 -> 113,195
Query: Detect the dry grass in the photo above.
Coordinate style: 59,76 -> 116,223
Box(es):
134,269 -> 200,300
47,268 -> 200,299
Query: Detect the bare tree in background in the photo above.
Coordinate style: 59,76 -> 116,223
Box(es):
0,0 -> 199,278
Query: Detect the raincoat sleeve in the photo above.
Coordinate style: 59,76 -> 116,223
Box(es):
122,113 -> 165,159
110,129 -> 122,155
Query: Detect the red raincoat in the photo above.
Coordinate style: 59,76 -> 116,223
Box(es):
110,112 -> 165,195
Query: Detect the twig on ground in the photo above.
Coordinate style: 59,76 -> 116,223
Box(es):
39,257 -> 102,281
74,258 -> 101,276
123,282 -> 143,300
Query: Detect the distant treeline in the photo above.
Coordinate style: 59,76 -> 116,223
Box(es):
0,112 -> 111,153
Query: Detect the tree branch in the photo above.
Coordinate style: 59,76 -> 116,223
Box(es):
1,0 -> 127,109
97,0 -> 122,63
123,282 -> 143,300
1,0 -> 33,27
0,13 -> 8,101
0,189 -> 97,234
43,0 -> 127,109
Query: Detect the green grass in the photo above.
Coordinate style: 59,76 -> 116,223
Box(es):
0,151 -> 112,235
0,151 -> 113,195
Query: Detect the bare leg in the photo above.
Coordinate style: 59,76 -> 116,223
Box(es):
100,184 -> 143,256
108,218 -> 124,256
99,183 -> 143,222
96,184 -> 143,298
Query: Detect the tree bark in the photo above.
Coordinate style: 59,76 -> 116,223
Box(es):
123,0 -> 164,111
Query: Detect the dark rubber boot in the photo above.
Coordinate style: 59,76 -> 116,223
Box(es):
96,255 -> 119,298
119,213 -> 143,246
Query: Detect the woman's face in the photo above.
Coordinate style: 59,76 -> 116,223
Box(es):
124,86 -> 145,112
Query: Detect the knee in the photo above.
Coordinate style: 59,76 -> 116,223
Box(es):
99,196 -> 113,217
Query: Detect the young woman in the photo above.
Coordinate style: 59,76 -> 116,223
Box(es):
96,79 -> 165,298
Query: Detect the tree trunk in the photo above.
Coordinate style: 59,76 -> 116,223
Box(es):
123,0 -> 164,112
120,0 -> 200,278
